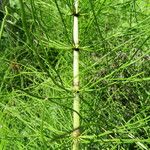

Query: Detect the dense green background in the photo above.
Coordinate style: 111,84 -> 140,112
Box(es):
0,0 -> 150,149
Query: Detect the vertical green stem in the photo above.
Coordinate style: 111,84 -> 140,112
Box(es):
0,7 -> 8,39
72,0 -> 80,150
19,0 -> 32,46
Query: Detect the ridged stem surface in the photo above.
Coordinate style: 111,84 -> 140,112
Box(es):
72,0 -> 80,150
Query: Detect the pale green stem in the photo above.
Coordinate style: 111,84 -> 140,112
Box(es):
0,6 -> 8,39
72,0 -> 80,150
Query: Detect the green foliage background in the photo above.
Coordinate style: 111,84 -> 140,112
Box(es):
0,0 -> 150,149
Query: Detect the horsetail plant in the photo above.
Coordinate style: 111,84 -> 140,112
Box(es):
72,0 -> 80,150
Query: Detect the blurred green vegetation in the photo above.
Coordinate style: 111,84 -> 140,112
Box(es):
0,0 -> 150,149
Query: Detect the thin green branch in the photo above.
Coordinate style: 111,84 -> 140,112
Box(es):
0,6 -> 8,39
19,0 -> 33,46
